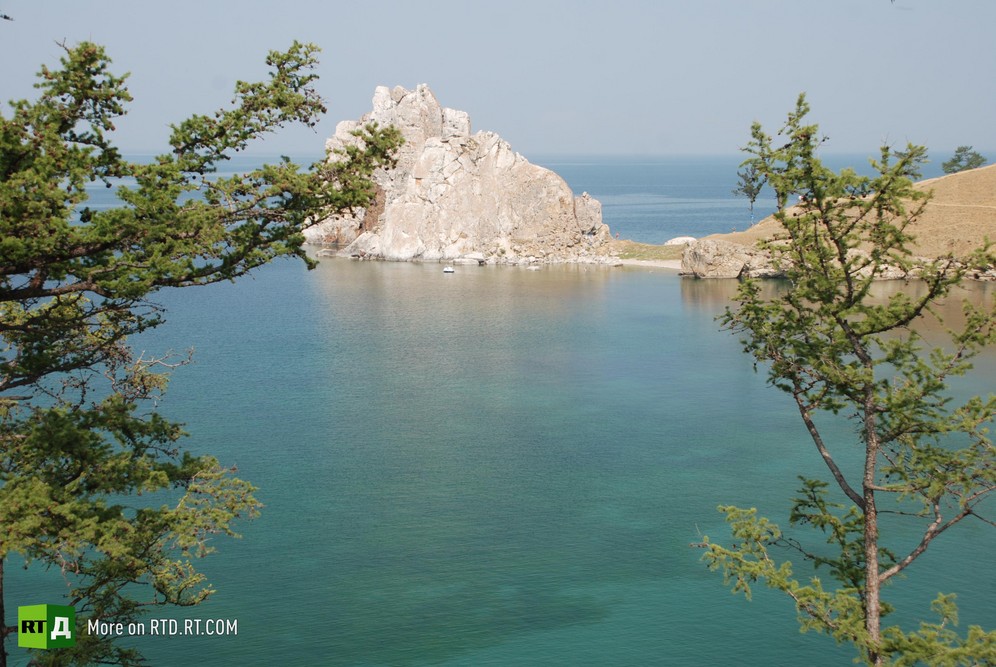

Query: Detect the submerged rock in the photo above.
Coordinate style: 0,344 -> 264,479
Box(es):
306,84 -> 612,264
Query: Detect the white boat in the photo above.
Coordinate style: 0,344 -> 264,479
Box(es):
443,266 -> 455,273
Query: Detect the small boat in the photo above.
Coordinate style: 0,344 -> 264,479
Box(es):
443,266 -> 455,274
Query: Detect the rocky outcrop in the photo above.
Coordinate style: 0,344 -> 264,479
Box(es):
306,84 -> 612,264
681,240 -> 996,281
681,239 -> 783,279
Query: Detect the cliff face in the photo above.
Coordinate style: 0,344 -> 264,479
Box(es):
306,85 -> 611,264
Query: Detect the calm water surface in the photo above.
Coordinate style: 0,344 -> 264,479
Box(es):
6,156 -> 992,666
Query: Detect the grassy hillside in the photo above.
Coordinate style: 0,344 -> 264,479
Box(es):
705,163 -> 996,260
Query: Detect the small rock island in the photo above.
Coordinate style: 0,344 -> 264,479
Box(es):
305,84 -> 614,265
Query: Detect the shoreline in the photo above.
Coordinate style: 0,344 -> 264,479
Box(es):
614,258 -> 683,271
312,244 -> 686,271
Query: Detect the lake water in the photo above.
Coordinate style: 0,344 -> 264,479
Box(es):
6,155 -> 992,666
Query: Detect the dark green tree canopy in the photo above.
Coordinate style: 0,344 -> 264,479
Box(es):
941,145 -> 987,174
0,40 -> 401,666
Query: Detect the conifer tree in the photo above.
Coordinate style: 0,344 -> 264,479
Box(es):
732,161 -> 765,225
941,146 -> 987,174
705,94 -> 996,666
0,41 -> 401,665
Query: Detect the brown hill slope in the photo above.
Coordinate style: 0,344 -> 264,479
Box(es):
707,163 -> 996,259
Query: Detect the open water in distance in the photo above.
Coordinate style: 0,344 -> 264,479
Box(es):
7,155 -> 991,666
533,153 -> 948,244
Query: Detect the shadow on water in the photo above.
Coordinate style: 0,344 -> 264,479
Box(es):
679,272 -> 995,333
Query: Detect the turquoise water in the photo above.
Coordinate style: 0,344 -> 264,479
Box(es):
6,157 -> 993,666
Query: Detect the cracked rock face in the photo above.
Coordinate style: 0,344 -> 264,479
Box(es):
306,84 -> 612,264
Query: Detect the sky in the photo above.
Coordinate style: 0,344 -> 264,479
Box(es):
1,0 -> 994,159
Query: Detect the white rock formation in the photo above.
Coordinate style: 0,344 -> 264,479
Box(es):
681,239 -> 784,279
306,84 -> 612,264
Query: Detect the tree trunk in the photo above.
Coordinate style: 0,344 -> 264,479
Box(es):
864,485 -> 882,665
863,400 -> 883,666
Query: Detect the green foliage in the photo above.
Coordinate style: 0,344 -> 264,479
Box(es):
0,41 -> 402,665
941,146 -> 987,174
705,94 -> 996,666
731,161 -> 765,224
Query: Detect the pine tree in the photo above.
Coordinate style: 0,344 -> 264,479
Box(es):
941,146 -> 987,174
704,94 -> 996,666
732,161 -> 765,225
0,41 -> 401,665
